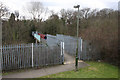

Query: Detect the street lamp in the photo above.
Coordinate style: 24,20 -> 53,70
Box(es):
74,5 -> 80,71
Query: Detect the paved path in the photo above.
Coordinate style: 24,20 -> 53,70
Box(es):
3,53 -> 89,78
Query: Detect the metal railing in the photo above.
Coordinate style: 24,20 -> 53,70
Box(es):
1,43 -> 64,71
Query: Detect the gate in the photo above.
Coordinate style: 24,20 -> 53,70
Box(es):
56,34 -> 101,60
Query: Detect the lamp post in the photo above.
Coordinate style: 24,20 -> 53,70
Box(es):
74,5 -> 80,71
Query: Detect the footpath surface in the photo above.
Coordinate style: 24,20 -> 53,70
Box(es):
2,53 -> 89,78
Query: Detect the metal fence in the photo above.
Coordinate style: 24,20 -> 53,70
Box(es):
1,43 -> 64,71
1,34 -> 101,71
47,34 -> 101,60
57,34 -> 101,60
56,34 -> 82,57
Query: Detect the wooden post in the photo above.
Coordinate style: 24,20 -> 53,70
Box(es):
36,31 -> 38,44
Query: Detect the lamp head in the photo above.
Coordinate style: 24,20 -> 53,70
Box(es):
74,5 -> 80,8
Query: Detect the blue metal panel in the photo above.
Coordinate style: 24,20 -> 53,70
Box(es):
33,34 -> 41,42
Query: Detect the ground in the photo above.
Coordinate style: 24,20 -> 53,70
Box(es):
2,53 -> 118,79
41,61 -> 118,78
2,53 -> 89,78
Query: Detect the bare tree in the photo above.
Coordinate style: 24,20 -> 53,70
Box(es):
27,1 -> 44,20
88,9 -> 98,18
42,7 -> 49,21
80,8 -> 91,19
49,10 -> 55,16
14,10 -> 19,20
0,2 -> 9,19
60,9 -> 67,18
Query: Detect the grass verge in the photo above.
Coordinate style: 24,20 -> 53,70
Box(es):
40,61 -> 118,78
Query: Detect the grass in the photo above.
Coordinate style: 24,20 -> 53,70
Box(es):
40,61 -> 119,78
3,61 -> 119,79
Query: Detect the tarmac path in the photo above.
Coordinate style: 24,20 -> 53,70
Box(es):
2,53 -> 89,78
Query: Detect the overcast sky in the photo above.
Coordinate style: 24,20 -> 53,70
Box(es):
0,0 -> 119,19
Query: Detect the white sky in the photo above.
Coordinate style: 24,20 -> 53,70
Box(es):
0,0 -> 119,19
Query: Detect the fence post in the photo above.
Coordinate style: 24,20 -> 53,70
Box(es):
0,46 -> 2,72
81,38 -> 82,52
32,43 -> 34,68
79,37 -> 83,60
62,42 -> 64,64
61,42 -> 62,64
61,42 -> 62,56
61,42 -> 64,64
